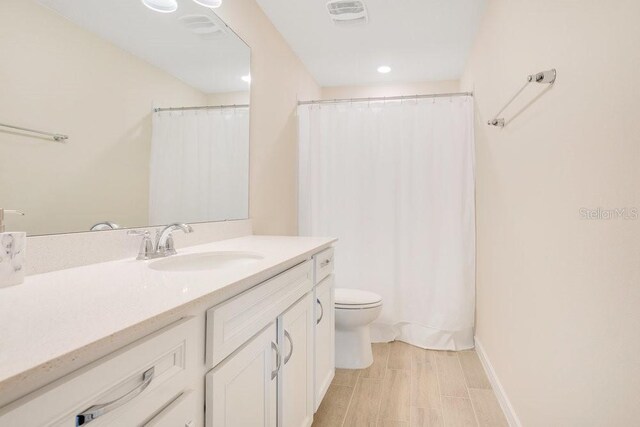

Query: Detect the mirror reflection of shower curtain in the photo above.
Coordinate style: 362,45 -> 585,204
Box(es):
298,96 -> 475,350
149,108 -> 249,225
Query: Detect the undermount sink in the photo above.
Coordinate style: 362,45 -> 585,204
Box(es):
148,251 -> 264,272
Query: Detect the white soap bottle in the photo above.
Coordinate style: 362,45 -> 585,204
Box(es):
0,209 -> 26,288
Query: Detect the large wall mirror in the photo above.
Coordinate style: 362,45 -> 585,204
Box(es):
0,0 -> 251,236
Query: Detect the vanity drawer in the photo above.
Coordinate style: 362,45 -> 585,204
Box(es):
206,260 -> 313,367
143,389 -> 198,427
314,247 -> 334,284
0,317 -> 198,427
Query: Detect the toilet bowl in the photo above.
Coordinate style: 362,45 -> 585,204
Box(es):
334,288 -> 383,369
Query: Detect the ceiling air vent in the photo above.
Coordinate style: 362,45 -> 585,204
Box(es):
178,14 -> 227,40
326,0 -> 368,26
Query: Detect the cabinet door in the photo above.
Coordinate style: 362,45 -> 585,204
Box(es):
314,275 -> 335,411
280,294 -> 314,427
206,323 -> 279,427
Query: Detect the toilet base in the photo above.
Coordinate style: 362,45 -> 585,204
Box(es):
335,325 -> 374,369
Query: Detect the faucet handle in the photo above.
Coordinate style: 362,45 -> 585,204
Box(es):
128,230 -> 154,260
164,235 -> 177,256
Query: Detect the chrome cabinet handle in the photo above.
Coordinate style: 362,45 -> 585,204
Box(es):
76,367 -> 154,426
271,341 -> 282,380
316,298 -> 324,325
284,330 -> 294,365
320,258 -> 332,268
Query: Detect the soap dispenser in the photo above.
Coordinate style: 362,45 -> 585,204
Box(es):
0,209 -> 26,288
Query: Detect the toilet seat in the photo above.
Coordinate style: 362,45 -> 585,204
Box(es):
335,288 -> 382,309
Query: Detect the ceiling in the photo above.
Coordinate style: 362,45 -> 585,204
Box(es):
255,0 -> 485,87
36,0 -> 250,94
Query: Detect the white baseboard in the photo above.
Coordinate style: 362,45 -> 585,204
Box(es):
474,337 -> 522,427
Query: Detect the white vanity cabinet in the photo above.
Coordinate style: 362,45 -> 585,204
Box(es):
204,260 -> 316,427
206,323 -> 279,427
203,248 -> 335,426
280,293 -> 314,427
205,261 -> 314,368
0,317 -> 200,427
313,247 -> 334,284
312,247 -> 335,411
205,292 -> 316,427
313,275 -> 335,411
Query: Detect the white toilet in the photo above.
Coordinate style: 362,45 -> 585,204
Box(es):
334,288 -> 383,369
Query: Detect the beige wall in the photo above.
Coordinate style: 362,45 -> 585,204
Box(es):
461,0 -> 640,424
207,91 -> 251,106
215,1 -> 321,235
321,80 -> 459,100
0,0 -> 208,235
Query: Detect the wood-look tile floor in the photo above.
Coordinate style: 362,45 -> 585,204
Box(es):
313,342 -> 509,427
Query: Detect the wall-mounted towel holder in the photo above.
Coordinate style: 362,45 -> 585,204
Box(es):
0,121 -> 69,142
487,69 -> 556,127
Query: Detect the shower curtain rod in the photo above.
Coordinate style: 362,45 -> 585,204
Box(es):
297,92 -> 473,106
153,104 -> 249,113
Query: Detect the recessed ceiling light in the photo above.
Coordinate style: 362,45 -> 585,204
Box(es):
377,66 -> 391,74
241,75 -> 251,83
193,0 -> 223,8
141,0 -> 178,13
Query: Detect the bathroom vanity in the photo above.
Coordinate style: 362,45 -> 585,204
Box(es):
0,236 -> 336,426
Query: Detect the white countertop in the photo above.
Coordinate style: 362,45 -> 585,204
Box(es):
0,235 -> 335,404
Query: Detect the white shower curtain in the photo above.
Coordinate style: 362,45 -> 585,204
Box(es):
298,96 -> 475,350
149,108 -> 249,225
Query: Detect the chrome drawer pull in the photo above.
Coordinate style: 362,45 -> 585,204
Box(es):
76,366 -> 155,426
271,341 -> 282,380
316,298 -> 324,325
284,330 -> 294,364
320,258 -> 332,268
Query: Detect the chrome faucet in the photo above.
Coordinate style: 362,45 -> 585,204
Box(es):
128,223 -> 193,260
155,223 -> 193,257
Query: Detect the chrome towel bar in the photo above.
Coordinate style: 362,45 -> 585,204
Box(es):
488,69 -> 556,128
0,121 -> 69,142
